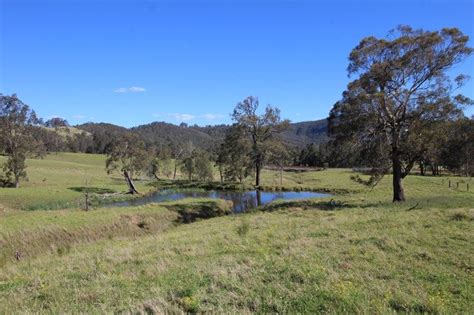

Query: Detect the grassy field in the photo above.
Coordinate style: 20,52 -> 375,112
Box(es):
1,153 -> 473,313
0,153 -> 156,210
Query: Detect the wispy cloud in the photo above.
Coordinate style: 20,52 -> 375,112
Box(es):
202,113 -> 225,121
170,113 -> 195,121
114,86 -> 146,93
153,113 -> 224,122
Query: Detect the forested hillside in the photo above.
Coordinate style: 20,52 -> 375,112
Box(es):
75,119 -> 328,151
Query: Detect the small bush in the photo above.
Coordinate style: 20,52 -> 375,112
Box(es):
236,220 -> 250,237
450,211 -> 469,221
180,296 -> 199,313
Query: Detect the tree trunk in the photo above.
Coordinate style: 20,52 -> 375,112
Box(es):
280,167 -> 283,186
256,190 -> 262,206
15,179 -> 20,188
392,155 -> 405,202
173,163 -> 177,180
255,165 -> 261,187
123,170 -> 139,194
420,162 -> 424,176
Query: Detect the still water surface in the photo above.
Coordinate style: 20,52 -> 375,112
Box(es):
108,189 -> 332,212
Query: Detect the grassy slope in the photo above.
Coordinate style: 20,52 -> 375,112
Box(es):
1,153 -> 473,313
0,153 -> 155,210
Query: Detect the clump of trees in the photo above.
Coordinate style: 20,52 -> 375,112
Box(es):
44,117 -> 69,128
295,143 -> 328,167
180,148 -> 214,181
148,146 -> 173,180
328,26 -> 473,202
216,124 -> 253,183
440,118 -> 474,176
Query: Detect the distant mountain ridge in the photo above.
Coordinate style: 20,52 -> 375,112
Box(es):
76,119 -> 328,150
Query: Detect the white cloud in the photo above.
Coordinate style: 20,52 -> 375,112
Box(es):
129,86 -> 146,92
114,86 -> 146,93
202,113 -> 224,121
170,113 -> 195,121
152,113 -> 225,123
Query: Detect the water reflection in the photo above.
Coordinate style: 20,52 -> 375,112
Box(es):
108,189 -> 332,213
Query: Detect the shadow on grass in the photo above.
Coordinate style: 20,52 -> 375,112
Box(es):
262,199 -> 381,212
162,200 -> 232,223
69,187 -> 116,194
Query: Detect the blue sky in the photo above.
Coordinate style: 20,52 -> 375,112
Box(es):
1,0 -> 473,127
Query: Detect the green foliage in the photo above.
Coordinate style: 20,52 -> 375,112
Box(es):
0,94 -> 41,188
105,133 -> 148,178
180,148 -> 214,181
216,124 -> 253,183
231,96 -> 290,186
329,26 -> 473,201
194,151 -> 214,181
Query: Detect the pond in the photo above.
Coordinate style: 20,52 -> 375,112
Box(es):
107,189 -> 332,213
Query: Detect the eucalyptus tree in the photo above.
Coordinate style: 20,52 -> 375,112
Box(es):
0,94 -> 41,188
232,96 -> 289,186
328,26 -> 472,201
216,124 -> 253,183
105,133 -> 147,194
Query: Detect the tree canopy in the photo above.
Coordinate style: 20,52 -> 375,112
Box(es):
329,26 -> 473,201
0,94 -> 42,187
232,96 -> 289,186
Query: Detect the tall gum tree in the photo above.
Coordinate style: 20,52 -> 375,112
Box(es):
328,26 -> 473,202
232,96 -> 289,187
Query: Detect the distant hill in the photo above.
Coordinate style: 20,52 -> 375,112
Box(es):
77,122 -> 129,135
280,120 -> 328,146
131,122 -> 217,149
76,119 -> 328,150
